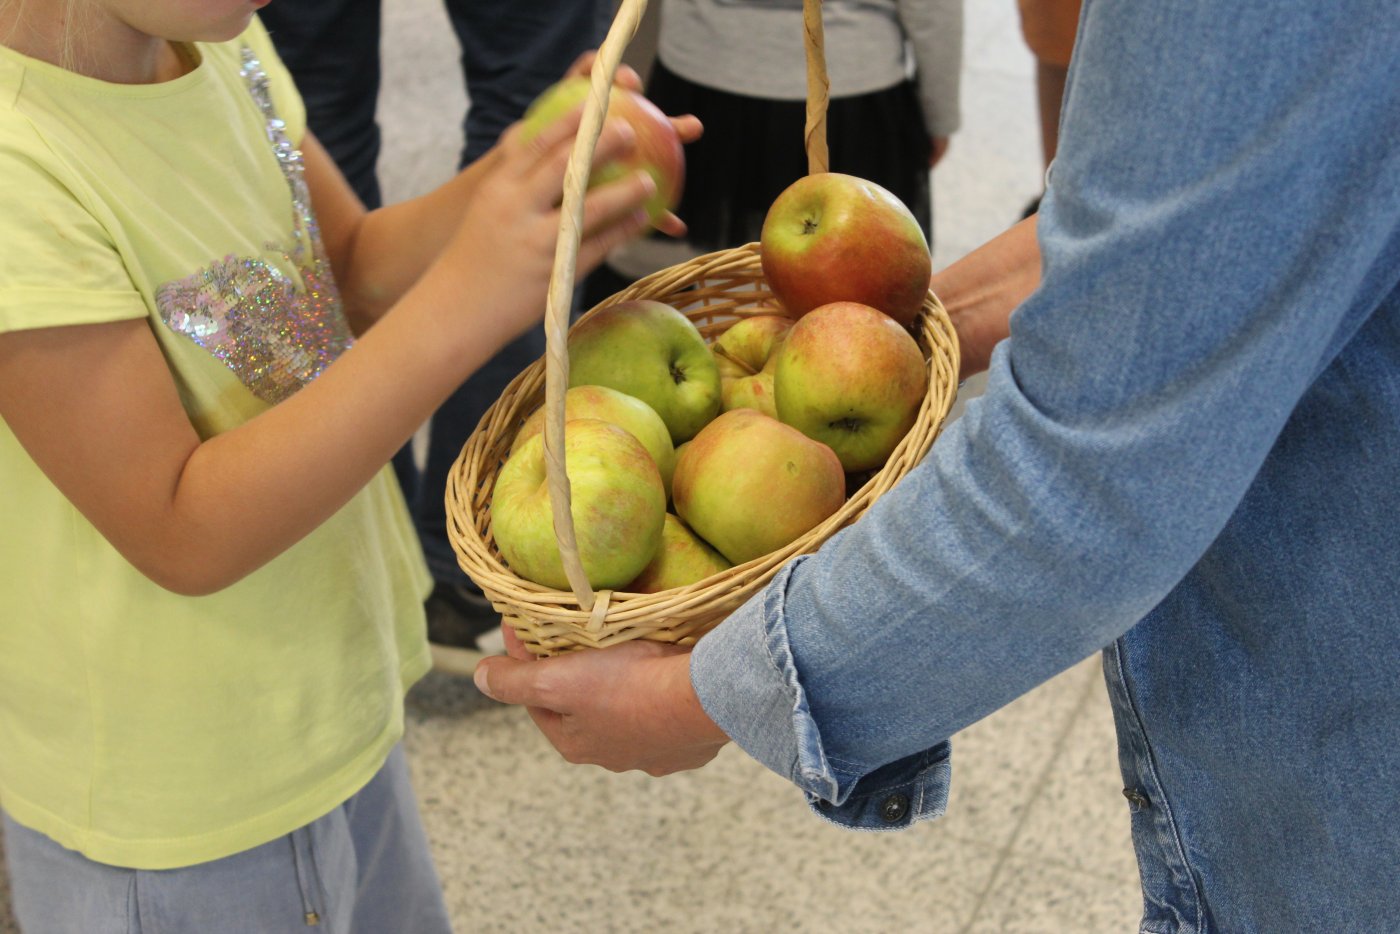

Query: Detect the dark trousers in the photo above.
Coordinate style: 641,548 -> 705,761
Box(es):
261,0 -> 611,586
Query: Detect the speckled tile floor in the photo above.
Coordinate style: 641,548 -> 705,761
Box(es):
0,2 -> 1143,931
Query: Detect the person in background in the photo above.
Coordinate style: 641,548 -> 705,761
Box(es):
0,0 -> 693,927
586,0 -> 962,305
473,0 -> 1400,929
260,0 -> 615,663
1016,0 -> 1081,217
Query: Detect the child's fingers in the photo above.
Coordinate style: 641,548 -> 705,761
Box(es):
651,210 -> 688,239
564,52 -> 645,94
519,118 -> 637,211
576,208 -> 651,275
578,171 -> 656,240
499,106 -> 585,174
563,51 -> 596,79
574,190 -> 655,274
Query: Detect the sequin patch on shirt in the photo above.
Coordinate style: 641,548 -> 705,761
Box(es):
155,48 -> 352,406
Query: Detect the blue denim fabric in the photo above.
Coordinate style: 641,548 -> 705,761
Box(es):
2,746 -> 450,934
692,0 -> 1400,930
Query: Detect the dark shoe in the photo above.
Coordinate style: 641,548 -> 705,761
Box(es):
425,582 -> 504,676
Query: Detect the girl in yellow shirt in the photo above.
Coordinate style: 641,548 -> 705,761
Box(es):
0,1 -> 697,929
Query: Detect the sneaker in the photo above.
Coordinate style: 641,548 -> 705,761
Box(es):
425,582 -> 505,676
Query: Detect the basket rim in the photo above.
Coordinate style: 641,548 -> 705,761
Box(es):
443,243 -> 959,652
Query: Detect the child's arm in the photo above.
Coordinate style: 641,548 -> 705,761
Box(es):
0,114 -> 653,596
312,58 -> 700,334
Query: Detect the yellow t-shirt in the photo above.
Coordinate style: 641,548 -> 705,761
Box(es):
0,20 -> 433,869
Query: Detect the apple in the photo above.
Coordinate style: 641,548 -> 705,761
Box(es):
512,385 -> 677,497
625,514 -> 732,593
760,172 -> 932,328
567,300 -> 722,443
712,315 -> 793,419
773,301 -> 927,472
520,76 -> 684,223
672,409 -> 845,565
491,418 -> 666,590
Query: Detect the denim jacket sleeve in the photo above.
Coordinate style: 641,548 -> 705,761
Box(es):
690,0 -> 1400,828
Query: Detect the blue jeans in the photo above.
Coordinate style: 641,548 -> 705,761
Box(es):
261,0 -> 611,586
2,745 -> 450,933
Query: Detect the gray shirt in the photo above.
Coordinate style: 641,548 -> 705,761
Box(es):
658,0 -> 962,137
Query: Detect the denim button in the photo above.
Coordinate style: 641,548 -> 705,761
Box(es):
880,793 -> 910,823
1122,788 -> 1151,811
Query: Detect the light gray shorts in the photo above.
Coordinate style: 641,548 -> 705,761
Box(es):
2,744 -> 452,933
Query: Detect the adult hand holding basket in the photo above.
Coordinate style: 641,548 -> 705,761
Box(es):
445,0 -> 960,656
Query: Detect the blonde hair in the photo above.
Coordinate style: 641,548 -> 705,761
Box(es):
1,0 -> 88,71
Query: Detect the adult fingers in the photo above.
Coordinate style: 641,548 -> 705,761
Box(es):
474,655 -> 557,710
502,623 -> 533,661
670,114 -> 703,146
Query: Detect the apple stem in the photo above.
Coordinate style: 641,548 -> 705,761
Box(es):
713,341 -> 760,376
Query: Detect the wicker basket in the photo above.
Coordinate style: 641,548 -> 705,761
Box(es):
444,0 -> 959,657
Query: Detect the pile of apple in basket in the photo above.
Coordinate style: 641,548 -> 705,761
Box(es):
493,78 -> 935,594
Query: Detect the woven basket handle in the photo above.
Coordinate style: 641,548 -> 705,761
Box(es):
543,0 -> 829,610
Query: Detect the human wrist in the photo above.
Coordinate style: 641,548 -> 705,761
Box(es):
666,651 -> 730,749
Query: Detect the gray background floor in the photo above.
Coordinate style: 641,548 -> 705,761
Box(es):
1,1 -> 1145,931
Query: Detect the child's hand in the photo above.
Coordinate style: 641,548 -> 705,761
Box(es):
562,50 -> 704,238
424,107 -> 656,350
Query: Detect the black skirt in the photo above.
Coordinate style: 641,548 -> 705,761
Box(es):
645,60 -> 934,253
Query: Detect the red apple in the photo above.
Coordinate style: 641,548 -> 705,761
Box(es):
712,315 -> 793,419
760,172 -> 931,328
774,301 -> 927,472
520,76 -> 684,223
672,409 -> 845,565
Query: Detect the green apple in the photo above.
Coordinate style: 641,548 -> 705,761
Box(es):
512,385 -> 676,497
567,300 -> 722,443
712,315 -> 793,419
520,76 -> 684,224
491,418 -> 666,590
760,172 -> 932,328
672,409 -> 845,565
774,301 -> 927,472
625,514 -> 732,593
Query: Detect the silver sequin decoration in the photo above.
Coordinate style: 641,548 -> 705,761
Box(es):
156,48 -> 353,405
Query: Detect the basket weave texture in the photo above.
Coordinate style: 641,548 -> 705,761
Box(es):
444,242 -> 959,656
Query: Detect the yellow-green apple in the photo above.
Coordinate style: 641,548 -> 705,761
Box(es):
760,172 -> 932,328
712,315 -> 793,418
520,76 -> 683,223
672,409 -> 845,564
512,385 -> 677,497
773,301 -> 927,472
491,418 -> 666,590
625,514 -> 732,593
567,300 -> 721,443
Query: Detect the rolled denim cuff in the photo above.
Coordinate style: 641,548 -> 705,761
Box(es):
692,558 -> 833,796
807,743 -> 951,831
691,556 -> 952,829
